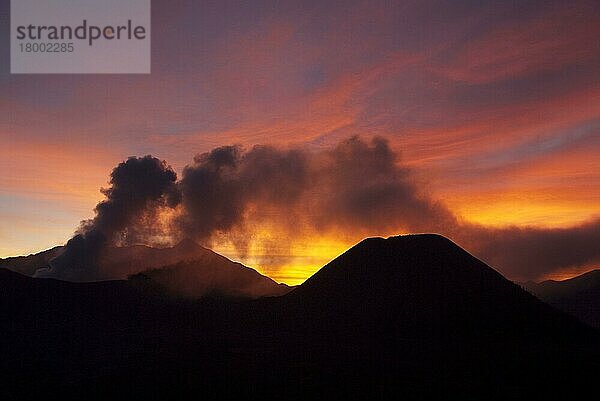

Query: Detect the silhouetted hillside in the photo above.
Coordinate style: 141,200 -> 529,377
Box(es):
290,235 -> 567,325
524,269 -> 600,328
129,249 -> 292,299
0,235 -> 597,401
1,239 -> 291,300
35,238 -> 216,280
0,246 -> 64,276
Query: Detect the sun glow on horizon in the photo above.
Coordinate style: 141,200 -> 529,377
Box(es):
1,1 -> 598,285
210,234 -> 353,286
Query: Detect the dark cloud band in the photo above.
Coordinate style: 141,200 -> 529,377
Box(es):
39,137 -> 600,282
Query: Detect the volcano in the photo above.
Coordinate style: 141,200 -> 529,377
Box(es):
0,246 -> 64,276
128,246 -> 292,299
524,269 -> 600,328
1,239 -> 292,299
0,234 -> 597,400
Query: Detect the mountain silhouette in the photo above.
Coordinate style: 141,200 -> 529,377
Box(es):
36,238 -> 216,280
2,239 -> 291,299
0,234 -> 598,400
286,235 -> 576,326
524,269 -> 600,328
128,247 -> 292,299
0,245 -> 64,276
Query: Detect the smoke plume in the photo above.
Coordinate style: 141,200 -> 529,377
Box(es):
463,219 -> 600,281
37,156 -> 179,281
38,137 -> 600,282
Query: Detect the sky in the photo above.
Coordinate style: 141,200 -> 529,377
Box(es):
1,0 -> 599,284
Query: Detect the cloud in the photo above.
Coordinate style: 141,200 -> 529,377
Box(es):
38,156 -> 179,281
37,137 -> 600,283
432,5 -> 600,84
176,137 -> 456,244
89,155 -> 180,241
174,137 -> 600,282
177,144 -> 308,240
462,219 -> 600,282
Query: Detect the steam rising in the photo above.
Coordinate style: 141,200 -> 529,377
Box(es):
178,137 -> 457,242
37,156 -> 178,281
177,145 -> 307,240
38,137 -> 600,282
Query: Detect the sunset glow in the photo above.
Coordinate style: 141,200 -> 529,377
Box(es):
1,0 -> 599,284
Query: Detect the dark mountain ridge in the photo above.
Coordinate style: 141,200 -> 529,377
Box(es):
0,246 -> 64,276
524,269 -> 600,328
2,239 -> 292,299
37,238 -> 219,280
0,234 -> 597,400
274,235 -> 596,376
129,248 -> 292,299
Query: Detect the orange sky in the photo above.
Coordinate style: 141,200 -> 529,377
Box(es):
1,0 -> 599,284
